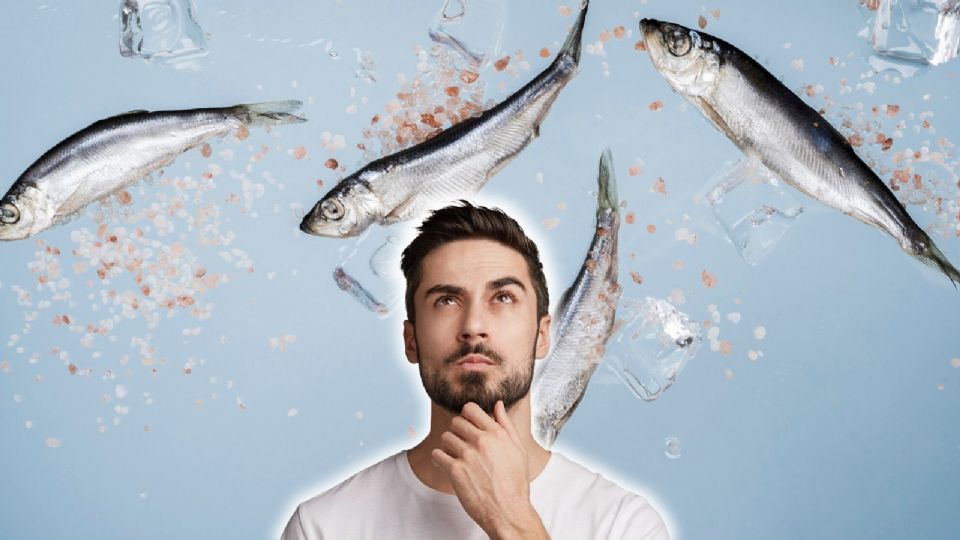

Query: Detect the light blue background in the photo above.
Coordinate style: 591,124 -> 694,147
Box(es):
1,1 -> 958,539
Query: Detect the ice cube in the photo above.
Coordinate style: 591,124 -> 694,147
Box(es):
428,0 -> 506,67
333,266 -> 390,317
664,436 -> 682,459
703,158 -> 803,266
354,49 -> 379,83
120,0 -> 208,68
369,236 -> 401,279
859,0 -> 960,74
602,297 -> 702,402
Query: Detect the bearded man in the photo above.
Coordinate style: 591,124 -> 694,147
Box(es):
281,202 -> 669,540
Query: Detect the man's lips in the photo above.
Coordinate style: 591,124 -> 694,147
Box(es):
457,354 -> 495,365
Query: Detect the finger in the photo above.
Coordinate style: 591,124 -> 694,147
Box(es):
449,415 -> 483,443
460,402 -> 498,431
431,447 -> 456,472
493,400 -> 521,444
440,430 -> 469,458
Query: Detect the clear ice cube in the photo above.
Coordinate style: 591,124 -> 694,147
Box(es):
428,0 -> 506,67
602,297 -> 702,402
353,49 -> 380,83
334,232 -> 404,317
120,0 -> 208,68
703,158 -> 804,266
333,267 -> 390,317
859,0 -> 960,73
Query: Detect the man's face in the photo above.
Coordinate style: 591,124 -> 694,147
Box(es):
403,239 -> 551,415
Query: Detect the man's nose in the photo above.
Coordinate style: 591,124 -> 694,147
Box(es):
458,301 -> 489,342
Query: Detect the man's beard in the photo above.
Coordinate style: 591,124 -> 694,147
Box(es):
417,338 -> 537,415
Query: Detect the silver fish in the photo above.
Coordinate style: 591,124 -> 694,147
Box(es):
300,1 -> 589,237
0,101 -> 305,241
640,19 -> 960,286
531,149 -> 621,448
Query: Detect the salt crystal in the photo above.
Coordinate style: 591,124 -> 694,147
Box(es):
287,408 -> 299,417
115,384 -> 128,399
726,312 -> 741,324
670,289 -> 686,304
753,326 -> 767,340
45,438 -> 61,448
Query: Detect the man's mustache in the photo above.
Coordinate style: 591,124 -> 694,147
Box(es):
443,343 -> 506,366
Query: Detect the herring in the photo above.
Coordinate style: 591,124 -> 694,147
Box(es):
300,1 -> 589,238
640,19 -> 960,286
531,149 -> 621,448
0,101 -> 306,241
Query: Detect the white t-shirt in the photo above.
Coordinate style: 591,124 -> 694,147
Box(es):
281,450 -> 669,540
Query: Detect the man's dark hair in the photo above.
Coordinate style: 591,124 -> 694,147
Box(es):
400,201 -> 549,324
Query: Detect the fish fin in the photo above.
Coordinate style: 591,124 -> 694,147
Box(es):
597,148 -> 618,211
695,96 -> 742,147
383,195 -> 418,224
107,109 -> 148,119
558,0 -> 588,66
914,234 -> 960,288
236,100 -> 307,126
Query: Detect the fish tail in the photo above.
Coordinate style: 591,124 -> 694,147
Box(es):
914,234 -> 960,288
534,420 -> 557,449
597,147 -> 618,211
235,100 -> 306,126
559,0 -> 588,66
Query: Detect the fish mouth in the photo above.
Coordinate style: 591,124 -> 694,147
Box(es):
299,210 -> 347,237
299,214 -> 319,235
638,19 -> 667,58
639,18 -> 660,37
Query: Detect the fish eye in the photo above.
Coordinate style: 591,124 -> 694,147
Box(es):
320,198 -> 345,221
666,28 -> 692,56
0,203 -> 20,224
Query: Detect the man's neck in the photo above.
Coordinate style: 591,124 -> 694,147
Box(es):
406,398 -> 551,494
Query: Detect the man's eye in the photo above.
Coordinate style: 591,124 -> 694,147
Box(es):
495,292 -> 516,303
436,296 -> 456,306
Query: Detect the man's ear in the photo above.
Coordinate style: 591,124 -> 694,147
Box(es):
535,314 -> 551,359
403,320 -> 418,364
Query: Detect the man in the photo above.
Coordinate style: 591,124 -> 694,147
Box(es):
282,202 -> 669,540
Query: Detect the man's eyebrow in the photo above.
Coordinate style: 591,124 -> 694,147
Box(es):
489,276 -> 526,291
423,284 -> 465,297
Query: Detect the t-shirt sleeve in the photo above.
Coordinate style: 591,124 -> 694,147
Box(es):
605,495 -> 670,540
280,506 -> 318,540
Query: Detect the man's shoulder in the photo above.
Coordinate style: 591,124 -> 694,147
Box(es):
298,451 -> 404,513
535,452 -> 670,540
542,452 -> 639,499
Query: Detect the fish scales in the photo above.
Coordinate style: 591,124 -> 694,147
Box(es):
640,19 -> 960,285
300,2 -> 588,237
532,149 -> 620,448
34,113 -> 239,214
